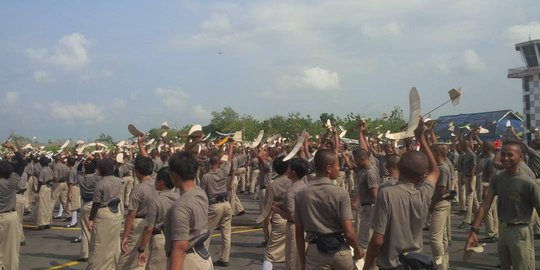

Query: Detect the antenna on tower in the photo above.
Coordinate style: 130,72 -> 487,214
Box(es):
530,33 -> 532,41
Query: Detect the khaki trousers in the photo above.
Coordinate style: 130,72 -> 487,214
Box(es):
458,173 -> 466,211
463,175 -> 479,224
305,244 -> 353,270
532,179 -> 540,235
80,201 -> 92,259
35,186 -> 52,226
498,224 -> 535,270
66,185 -> 81,212
285,222 -> 301,270
249,169 -> 259,194
52,182 -> 68,215
147,233 -> 166,270
336,171 -> 347,190
237,167 -> 247,192
87,207 -> 122,270
180,252 -> 214,270
484,197 -> 499,238
117,218 -> 147,270
0,211 -> 20,270
264,213 -> 287,263
26,176 -> 37,205
358,204 -> 374,249
15,194 -> 26,242
451,169 -> 458,202
429,201 -> 451,270
205,202 -> 232,262
229,176 -> 245,215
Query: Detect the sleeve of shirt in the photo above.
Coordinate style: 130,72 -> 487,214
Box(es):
367,169 -> 380,188
419,181 -> 435,204
488,175 -> 498,195
67,170 -> 77,184
370,191 -> 390,235
199,175 -> 208,193
145,199 -> 158,228
93,181 -> 104,204
338,190 -> 353,221
220,162 -> 232,178
171,204 -> 191,241
294,194 -> 302,224
129,187 -> 142,211
437,167 -> 449,187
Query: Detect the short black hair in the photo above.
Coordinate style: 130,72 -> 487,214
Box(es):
134,156 -> 154,176
169,152 -> 198,181
67,157 -> 76,167
0,160 -> 14,179
398,151 -> 428,180
156,167 -> 174,189
39,156 -> 50,167
97,158 -> 115,177
352,148 -> 370,160
503,140 -> 525,154
289,158 -> 309,178
314,149 -> 337,174
386,154 -> 400,169
209,153 -> 221,166
84,161 -> 96,174
273,156 -> 289,175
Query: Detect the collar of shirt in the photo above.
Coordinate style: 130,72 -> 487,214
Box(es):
310,176 -> 332,185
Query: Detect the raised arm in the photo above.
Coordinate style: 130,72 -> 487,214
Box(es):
137,134 -> 149,157
415,118 -> 440,185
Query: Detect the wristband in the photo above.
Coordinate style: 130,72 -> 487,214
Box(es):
470,227 -> 480,234
137,247 -> 145,253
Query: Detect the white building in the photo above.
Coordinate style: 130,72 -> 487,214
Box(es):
508,39 -> 540,141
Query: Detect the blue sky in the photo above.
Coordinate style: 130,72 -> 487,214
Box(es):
1,0 -> 540,141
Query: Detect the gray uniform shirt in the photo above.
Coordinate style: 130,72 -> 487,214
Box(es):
67,167 -> 77,185
295,176 -> 353,242
267,175 -> 292,205
489,171 -> 540,224
93,175 -> 122,206
53,162 -> 69,182
481,153 -> 496,183
258,159 -> 273,189
461,150 -> 476,176
79,173 -> 100,200
164,186 -> 208,253
284,180 -> 306,222
145,189 -> 179,230
129,179 -> 157,218
200,162 -> 231,199
525,146 -> 540,178
356,166 -> 380,204
370,181 -> 435,268
0,173 -> 20,212
39,167 -> 53,185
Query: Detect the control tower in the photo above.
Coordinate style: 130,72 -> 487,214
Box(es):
508,39 -> 540,141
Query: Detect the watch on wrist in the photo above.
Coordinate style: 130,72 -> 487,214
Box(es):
470,226 -> 480,234
137,247 -> 145,253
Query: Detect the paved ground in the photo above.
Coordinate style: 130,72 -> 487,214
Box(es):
20,194 -> 540,270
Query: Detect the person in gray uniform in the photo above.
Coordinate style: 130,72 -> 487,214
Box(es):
137,167 -> 179,269
295,149 -> 362,270
164,151 -> 213,270
466,141 -> 540,270
0,159 -> 22,270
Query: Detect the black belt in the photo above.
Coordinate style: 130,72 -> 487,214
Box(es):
135,216 -> 145,219
210,200 -> 227,205
17,189 -> 27,194
361,202 -> 374,206
152,228 -> 162,235
500,221 -> 528,227
0,209 -> 15,214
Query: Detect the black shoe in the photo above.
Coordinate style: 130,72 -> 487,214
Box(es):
213,260 -> 229,267
53,216 -> 63,220
44,225 -> 51,229
535,234 -> 540,240
256,241 -> 267,248
239,191 -> 245,194
63,217 -> 72,222
236,210 -> 246,216
457,222 -> 470,229
36,226 -> 44,231
66,223 -> 78,228
78,258 -> 88,262
20,241 -> 26,246
423,226 -> 430,231
479,236 -> 498,243
71,237 -> 82,243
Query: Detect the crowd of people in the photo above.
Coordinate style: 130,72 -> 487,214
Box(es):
0,117 -> 539,270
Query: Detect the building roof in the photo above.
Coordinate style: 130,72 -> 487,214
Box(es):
434,110 -> 522,141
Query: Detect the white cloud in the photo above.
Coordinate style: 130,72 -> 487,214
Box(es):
4,92 -> 19,106
154,88 -> 189,111
26,32 -> 90,71
202,14 -> 232,32
33,70 -> 54,83
300,66 -> 340,90
192,104 -> 211,120
111,98 -> 126,111
504,21 -> 540,45
463,49 -> 486,72
49,102 -> 104,123
361,22 -> 402,39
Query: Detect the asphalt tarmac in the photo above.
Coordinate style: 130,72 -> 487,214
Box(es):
20,193 -> 540,270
